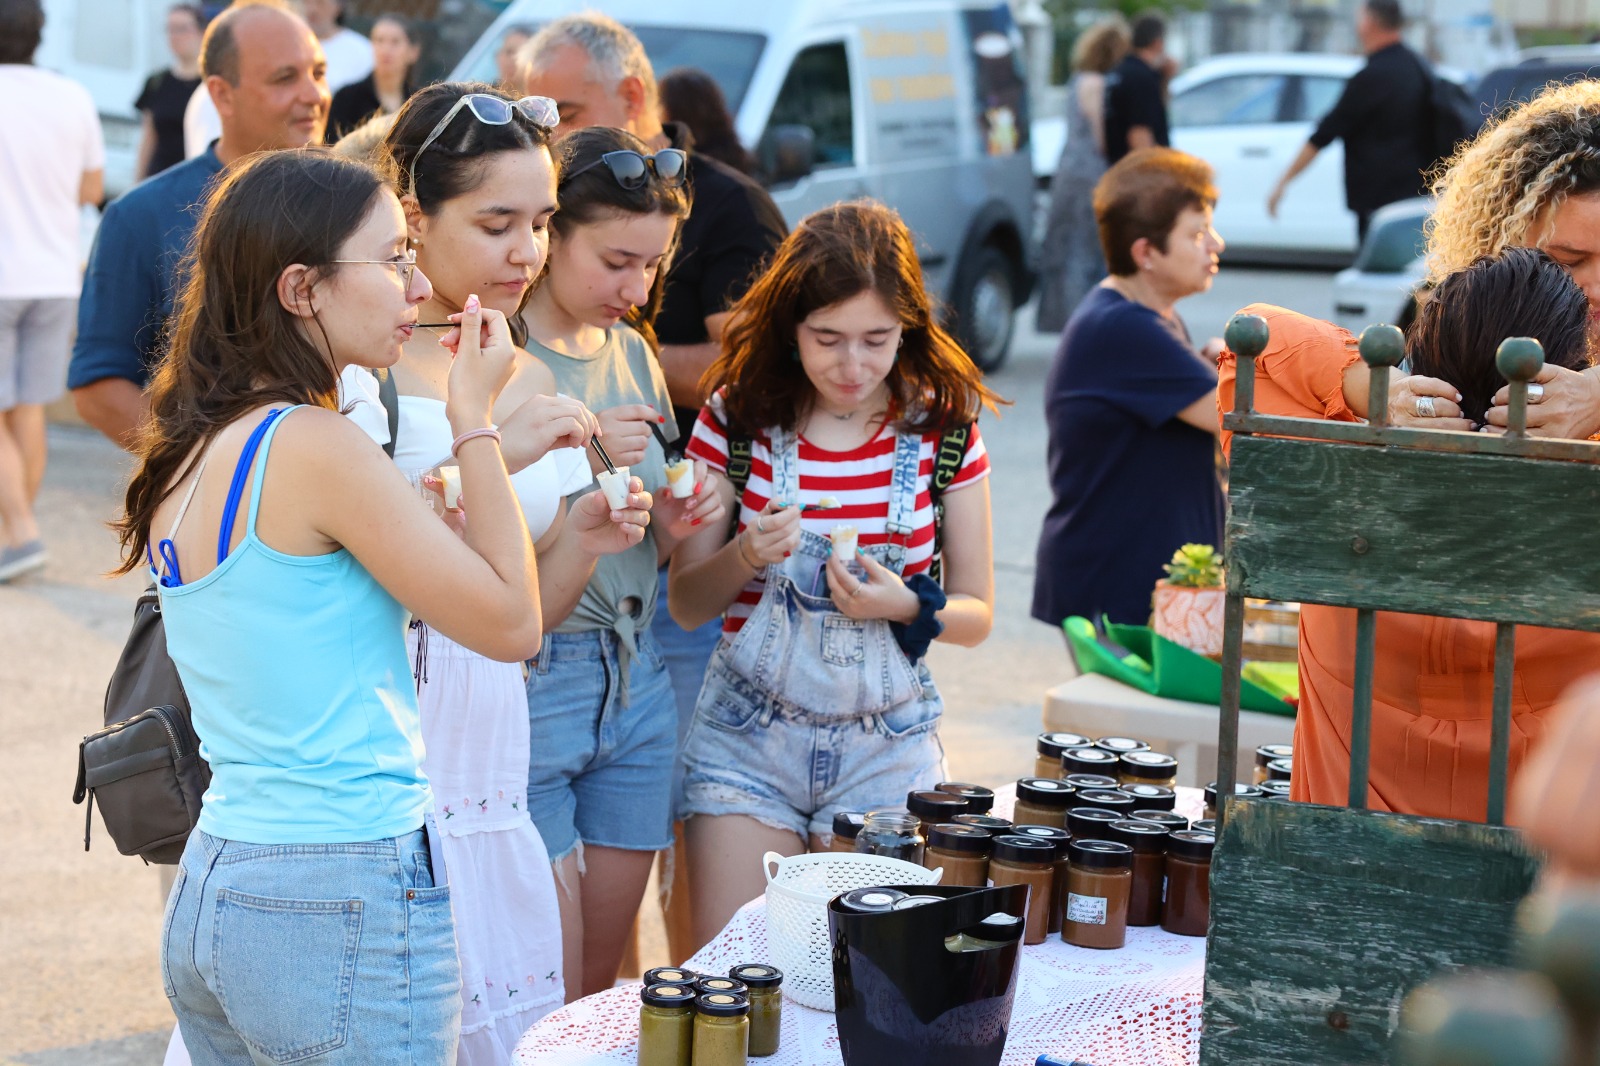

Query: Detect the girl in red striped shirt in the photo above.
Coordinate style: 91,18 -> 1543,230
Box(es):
669,201 -> 1002,947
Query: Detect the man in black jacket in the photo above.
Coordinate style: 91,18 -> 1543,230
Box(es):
1266,0 -> 1430,241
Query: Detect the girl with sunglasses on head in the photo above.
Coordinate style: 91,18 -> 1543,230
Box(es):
343,83 -> 654,1058
121,148 -> 538,1062
668,200 -> 1001,949
518,125 -> 723,998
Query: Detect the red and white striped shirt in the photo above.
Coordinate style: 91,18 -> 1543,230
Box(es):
687,399 -> 990,635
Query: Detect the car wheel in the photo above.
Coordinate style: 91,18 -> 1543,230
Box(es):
952,245 -> 1016,373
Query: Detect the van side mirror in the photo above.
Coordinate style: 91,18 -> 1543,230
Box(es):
760,124 -> 816,185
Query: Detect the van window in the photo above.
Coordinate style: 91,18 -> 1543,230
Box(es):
767,42 -> 855,167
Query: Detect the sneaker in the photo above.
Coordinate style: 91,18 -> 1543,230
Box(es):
0,539 -> 46,582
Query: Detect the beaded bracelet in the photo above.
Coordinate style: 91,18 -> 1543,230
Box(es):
450,427 -> 502,457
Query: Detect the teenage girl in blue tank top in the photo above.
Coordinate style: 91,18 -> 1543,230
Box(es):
114,150 -> 549,1062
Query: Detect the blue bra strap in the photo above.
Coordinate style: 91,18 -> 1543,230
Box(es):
217,409 -> 285,565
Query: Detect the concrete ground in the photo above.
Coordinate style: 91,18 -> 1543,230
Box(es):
0,269 -> 1335,1063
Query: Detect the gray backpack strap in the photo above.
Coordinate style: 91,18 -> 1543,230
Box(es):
373,367 -> 399,460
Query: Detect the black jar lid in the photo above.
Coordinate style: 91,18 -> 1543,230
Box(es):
907,789 -> 972,821
1167,830 -> 1217,861
1060,746 -> 1121,774
1010,823 -> 1071,856
1094,735 -> 1151,755
953,813 -> 1013,832
643,966 -> 698,986
1266,757 -> 1293,782
1068,838 -> 1134,869
1076,789 -> 1136,813
838,887 -> 907,912
832,811 -> 867,840
695,976 -> 748,997
1130,810 -> 1190,831
1118,784 -> 1178,811
1120,750 -> 1179,775
730,964 -> 783,989
928,823 -> 994,854
935,781 -> 996,814
990,834 -> 1058,865
1106,819 -> 1170,853
642,982 -> 697,1008
1037,731 -> 1092,758
1066,806 -> 1122,839
1255,743 -> 1293,767
1257,780 -> 1292,798
1062,772 -> 1120,791
696,992 -> 751,1017
1204,781 -> 1264,807
1191,818 -> 1218,834
1015,777 -> 1076,808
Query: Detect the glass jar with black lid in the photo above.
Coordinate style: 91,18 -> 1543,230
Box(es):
1062,839 -> 1134,950
935,781 -> 995,814
1075,789 -> 1137,816
1253,743 -> 1293,785
907,789 -> 971,837
1013,777 -> 1075,829
1130,809 -> 1190,832
695,975 -> 748,998
1035,732 -> 1091,778
1266,757 -> 1293,783
1257,780 -> 1292,799
924,823 -> 994,887
953,813 -> 1013,833
1106,819 -> 1170,926
988,834 -> 1058,945
730,964 -> 783,1057
830,811 -> 866,854
1161,830 -> 1217,937
855,810 -> 925,863
1204,781 -> 1264,821
1063,772 -> 1120,791
639,982 -> 696,1066
1094,736 -> 1151,756
1066,805 -> 1121,840
644,966 -> 699,987
1118,750 -> 1179,788
1011,824 -> 1071,934
693,992 -> 751,1066
1060,746 -> 1121,776
1118,783 -> 1178,811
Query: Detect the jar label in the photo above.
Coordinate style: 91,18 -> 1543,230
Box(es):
1067,892 -> 1107,925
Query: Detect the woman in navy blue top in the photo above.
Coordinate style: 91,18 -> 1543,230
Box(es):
1033,147 -> 1226,630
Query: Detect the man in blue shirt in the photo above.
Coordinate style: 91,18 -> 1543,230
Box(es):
69,0 -> 330,447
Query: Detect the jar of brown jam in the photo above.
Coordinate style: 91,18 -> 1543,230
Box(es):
1253,744 -> 1293,785
907,789 -> 971,838
1011,824 -> 1071,934
639,982 -> 696,1066
829,811 -> 866,854
1062,839 -> 1134,950
924,823 -> 993,887
1066,805 -> 1121,840
1106,819 -> 1169,927
1130,810 -> 1190,832
1074,789 -> 1136,817
1203,782 -> 1264,821
1161,830 -> 1216,937
987,835 -> 1058,945
1013,777 -> 1075,829
1266,757 -> 1292,783
1060,746 -> 1121,777
1095,736 -> 1150,756
1118,784 -> 1177,812
1118,750 -> 1179,788
935,781 -> 995,814
1035,731 -> 1091,778
729,964 -> 782,1058
953,813 -> 1013,833
692,992 -> 751,1066
855,810 -> 925,863
1062,772 -> 1120,791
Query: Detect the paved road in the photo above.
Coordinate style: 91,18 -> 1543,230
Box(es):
0,267 -> 1338,1063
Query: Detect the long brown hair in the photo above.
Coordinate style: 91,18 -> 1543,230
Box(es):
705,200 -> 1003,435
115,150 -> 390,574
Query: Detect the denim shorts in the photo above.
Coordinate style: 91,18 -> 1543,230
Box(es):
525,628 -> 679,859
679,655 -> 948,840
162,828 -> 461,1065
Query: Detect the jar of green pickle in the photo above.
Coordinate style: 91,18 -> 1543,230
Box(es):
693,991 -> 751,1066
729,964 -> 783,1057
638,982 -> 695,1066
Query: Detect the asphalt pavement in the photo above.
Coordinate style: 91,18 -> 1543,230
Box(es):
0,267 -> 1340,1063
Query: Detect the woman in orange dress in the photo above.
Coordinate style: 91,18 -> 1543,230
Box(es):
1217,249 -> 1600,821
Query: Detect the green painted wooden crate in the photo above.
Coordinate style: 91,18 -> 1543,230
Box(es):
1200,319 -> 1600,1065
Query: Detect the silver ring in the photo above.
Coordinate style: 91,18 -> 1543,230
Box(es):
1528,383 -> 1546,402
850,584 -> 863,597
756,516 -> 766,533
1414,396 -> 1436,418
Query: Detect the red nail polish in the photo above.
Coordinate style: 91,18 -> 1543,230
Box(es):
783,551 -> 791,558
658,415 -> 667,423
694,481 -> 703,494
691,518 -> 701,526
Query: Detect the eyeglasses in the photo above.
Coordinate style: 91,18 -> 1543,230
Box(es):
408,93 -> 560,196
562,148 -> 688,190
331,248 -> 418,289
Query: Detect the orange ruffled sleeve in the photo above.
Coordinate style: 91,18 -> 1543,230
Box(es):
1215,302 -> 1365,458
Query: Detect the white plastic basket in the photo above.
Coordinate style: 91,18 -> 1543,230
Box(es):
762,850 -> 942,1011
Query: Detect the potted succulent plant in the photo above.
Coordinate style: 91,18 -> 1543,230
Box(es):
1152,543 -> 1226,658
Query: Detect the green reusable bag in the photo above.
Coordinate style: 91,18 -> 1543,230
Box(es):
1061,616 -> 1295,717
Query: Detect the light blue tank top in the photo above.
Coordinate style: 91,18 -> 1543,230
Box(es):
157,407 -> 429,844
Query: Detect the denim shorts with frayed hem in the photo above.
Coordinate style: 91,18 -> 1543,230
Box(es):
163,828 -> 461,1065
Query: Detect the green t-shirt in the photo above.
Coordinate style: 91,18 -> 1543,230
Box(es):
528,324 -> 678,638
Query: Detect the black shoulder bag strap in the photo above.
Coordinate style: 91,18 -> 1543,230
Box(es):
725,433 -> 753,534
928,423 -> 973,585
373,367 -> 399,460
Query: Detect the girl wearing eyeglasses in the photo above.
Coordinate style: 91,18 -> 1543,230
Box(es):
519,125 -> 725,998
668,201 -> 1002,948
119,149 -> 534,1062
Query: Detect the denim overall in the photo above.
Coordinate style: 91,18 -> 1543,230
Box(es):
682,427 -> 946,839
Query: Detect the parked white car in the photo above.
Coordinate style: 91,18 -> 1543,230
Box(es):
1330,197 -> 1430,336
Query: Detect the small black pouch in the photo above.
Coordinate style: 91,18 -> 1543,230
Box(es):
74,704 -> 207,864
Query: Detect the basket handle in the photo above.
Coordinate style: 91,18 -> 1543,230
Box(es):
763,851 -> 785,885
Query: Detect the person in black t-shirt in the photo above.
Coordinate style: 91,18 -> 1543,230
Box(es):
326,13 -> 418,141
1102,14 -> 1172,165
134,3 -> 205,180
1266,0 -> 1430,240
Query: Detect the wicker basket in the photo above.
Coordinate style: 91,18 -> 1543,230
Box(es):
762,850 -> 942,1011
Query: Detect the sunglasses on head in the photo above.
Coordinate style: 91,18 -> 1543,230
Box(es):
409,93 -> 559,195
562,148 -> 688,191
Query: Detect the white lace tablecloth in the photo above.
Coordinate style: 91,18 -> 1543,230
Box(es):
513,788 -> 1208,1066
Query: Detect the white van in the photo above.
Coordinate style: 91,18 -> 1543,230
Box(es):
450,0 -> 1038,370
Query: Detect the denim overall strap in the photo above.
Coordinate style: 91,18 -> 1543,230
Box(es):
878,429 -> 924,576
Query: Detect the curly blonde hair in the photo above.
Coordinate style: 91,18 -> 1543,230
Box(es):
1426,80 -> 1600,285
1072,16 -> 1130,75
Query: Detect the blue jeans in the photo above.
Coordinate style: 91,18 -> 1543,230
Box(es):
163,828 -> 460,1064
525,628 -> 679,860
651,566 -> 723,799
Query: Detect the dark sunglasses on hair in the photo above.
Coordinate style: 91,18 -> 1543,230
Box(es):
409,94 -> 559,195
562,149 -> 688,190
